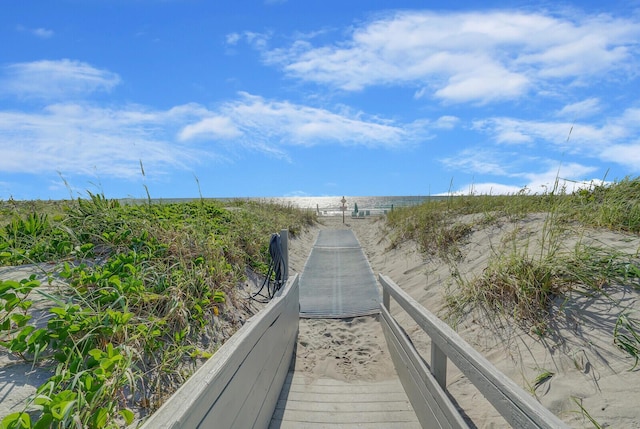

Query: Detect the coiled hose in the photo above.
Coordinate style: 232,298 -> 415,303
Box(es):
250,233 -> 286,303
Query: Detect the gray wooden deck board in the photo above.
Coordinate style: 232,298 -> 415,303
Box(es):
299,230 -> 380,318
270,373 -> 421,428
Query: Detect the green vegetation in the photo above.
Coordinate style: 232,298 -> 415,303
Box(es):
386,176 -> 640,358
572,396 -> 603,429
526,368 -> 554,397
0,194 -> 315,428
614,312 -> 640,370
387,177 -> 640,254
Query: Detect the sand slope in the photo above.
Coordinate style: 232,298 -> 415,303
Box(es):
0,264 -> 60,419
287,215 -> 640,428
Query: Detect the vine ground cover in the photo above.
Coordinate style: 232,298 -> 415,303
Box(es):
0,194 -> 315,428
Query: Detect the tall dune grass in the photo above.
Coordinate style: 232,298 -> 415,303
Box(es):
386,176 -> 640,345
0,194 -> 315,428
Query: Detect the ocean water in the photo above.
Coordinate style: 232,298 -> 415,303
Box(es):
244,195 -> 443,216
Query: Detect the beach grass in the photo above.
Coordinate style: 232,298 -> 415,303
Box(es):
0,194 -> 315,428
386,176 -> 640,341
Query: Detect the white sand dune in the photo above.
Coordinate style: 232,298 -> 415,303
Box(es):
287,215 -> 640,428
0,264 -> 61,419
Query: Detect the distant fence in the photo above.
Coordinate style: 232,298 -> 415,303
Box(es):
378,274 -> 569,429
141,233 -> 298,429
315,207 -> 393,217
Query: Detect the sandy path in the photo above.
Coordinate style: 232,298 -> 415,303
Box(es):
294,316 -> 397,383
286,217 -> 398,383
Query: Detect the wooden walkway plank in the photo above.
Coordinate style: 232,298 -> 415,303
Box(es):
270,372 -> 420,428
299,230 -> 380,318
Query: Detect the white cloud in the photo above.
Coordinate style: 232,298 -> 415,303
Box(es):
179,116 -> 242,141
515,15 -> 636,79
433,63 -> 530,104
0,103 -> 209,179
32,27 -> 54,38
450,162 -> 601,195
228,31 -> 271,50
475,108 -> 640,160
433,115 -> 459,130
0,91 -> 432,179
1,59 -> 121,100
226,32 -> 241,45
17,25 -> 54,39
474,118 -> 578,147
205,92 -> 424,149
600,142 -> 640,171
441,148 -> 511,176
556,98 -> 601,119
261,10 -> 640,104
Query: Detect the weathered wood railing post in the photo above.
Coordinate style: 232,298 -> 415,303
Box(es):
382,287 -> 390,311
431,342 -> 447,389
280,229 -> 288,282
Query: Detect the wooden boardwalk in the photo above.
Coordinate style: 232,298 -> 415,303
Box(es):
271,229 -> 420,428
299,230 -> 380,318
141,228 -> 568,429
270,371 -> 420,428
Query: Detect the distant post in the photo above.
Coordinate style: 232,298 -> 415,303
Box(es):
340,196 -> 347,224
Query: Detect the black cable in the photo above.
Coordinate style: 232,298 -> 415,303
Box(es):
250,233 -> 286,303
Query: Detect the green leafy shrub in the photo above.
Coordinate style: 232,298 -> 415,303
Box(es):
0,195 -> 316,428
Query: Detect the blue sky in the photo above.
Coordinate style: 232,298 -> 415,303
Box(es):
2,0 -> 640,200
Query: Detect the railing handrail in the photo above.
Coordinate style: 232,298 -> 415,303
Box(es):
140,229 -> 296,429
379,274 -> 569,429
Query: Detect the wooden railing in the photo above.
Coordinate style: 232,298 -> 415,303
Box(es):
379,274 -> 569,429
141,232 -> 297,429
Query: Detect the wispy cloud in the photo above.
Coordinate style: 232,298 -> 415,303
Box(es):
32,27 -> 54,38
260,11 -> 640,104
17,25 -> 54,39
0,103 -> 209,179
226,31 -> 271,50
600,142 -> 640,170
473,108 -> 640,169
226,33 -> 241,45
0,57 -> 433,178
447,161 -> 601,195
1,59 -> 121,100
556,98 -> 602,119
178,116 -> 242,141
178,92 -> 429,150
441,148 -> 515,176
433,115 -> 459,130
